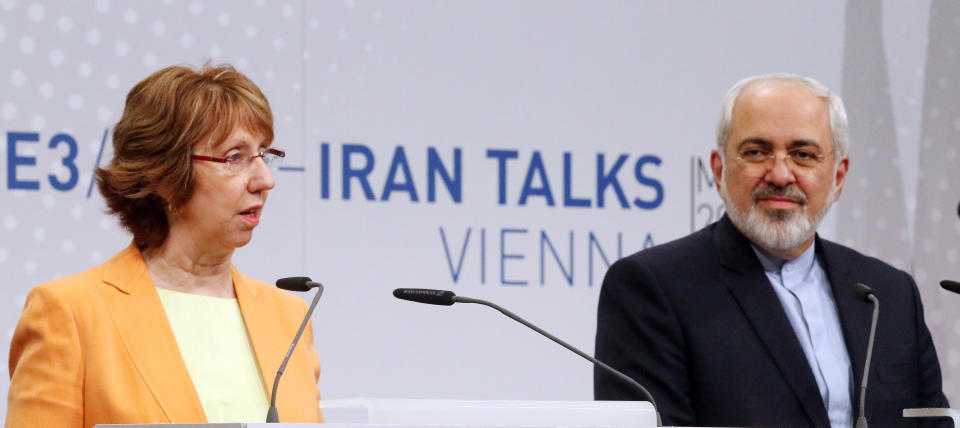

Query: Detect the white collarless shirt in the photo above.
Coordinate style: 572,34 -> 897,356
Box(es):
752,243 -> 853,428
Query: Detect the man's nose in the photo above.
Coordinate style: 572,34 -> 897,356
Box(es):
763,155 -> 796,187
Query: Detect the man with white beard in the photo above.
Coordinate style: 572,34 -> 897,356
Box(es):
594,74 -> 948,428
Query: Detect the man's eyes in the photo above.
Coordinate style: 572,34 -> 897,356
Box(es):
739,149 -> 819,159
740,148 -> 769,158
790,150 -> 818,160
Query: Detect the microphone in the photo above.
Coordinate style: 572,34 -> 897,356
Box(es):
853,283 -> 879,428
266,277 -> 325,423
277,276 -> 323,292
940,280 -> 960,294
393,288 -> 662,427
393,288 -> 455,305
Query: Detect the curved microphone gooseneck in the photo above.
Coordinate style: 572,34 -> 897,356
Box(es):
393,288 -> 662,427
266,277 -> 324,423
853,283 -> 879,428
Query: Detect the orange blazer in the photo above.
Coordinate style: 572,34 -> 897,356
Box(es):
6,244 -> 322,428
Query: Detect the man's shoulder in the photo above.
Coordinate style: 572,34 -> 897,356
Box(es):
619,222 -> 717,266
818,237 -> 909,277
604,224 -> 720,292
817,237 -> 920,304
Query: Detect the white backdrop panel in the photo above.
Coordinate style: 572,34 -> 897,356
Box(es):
3,0 -> 952,422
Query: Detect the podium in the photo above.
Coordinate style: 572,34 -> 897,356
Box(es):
95,398 -> 657,427
92,404 -> 960,427
903,408 -> 959,426
319,398 -> 654,425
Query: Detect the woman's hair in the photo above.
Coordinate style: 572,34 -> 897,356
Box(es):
95,63 -> 274,249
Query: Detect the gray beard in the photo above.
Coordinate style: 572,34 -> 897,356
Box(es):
719,174 -> 836,256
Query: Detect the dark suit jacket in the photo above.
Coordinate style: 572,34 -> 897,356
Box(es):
594,215 -> 948,427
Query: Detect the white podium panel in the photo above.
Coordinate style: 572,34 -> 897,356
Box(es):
96,399 -> 658,428
318,398 -> 656,426
99,424 -> 659,428
97,423 -> 659,428
903,408 -> 958,426
96,425 -> 244,428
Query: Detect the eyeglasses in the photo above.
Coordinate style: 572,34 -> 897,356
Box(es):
192,148 -> 285,172
734,146 -> 833,171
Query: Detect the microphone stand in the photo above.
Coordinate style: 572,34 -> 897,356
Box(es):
454,295 -> 662,427
266,283 -> 324,423
854,284 -> 879,428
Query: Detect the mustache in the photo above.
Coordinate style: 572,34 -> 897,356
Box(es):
752,184 -> 807,206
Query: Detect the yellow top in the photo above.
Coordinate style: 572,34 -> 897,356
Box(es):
156,286 -> 270,422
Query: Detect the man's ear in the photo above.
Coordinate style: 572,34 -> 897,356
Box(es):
833,154 -> 850,200
710,149 -> 724,196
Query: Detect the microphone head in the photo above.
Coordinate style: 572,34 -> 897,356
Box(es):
393,288 -> 456,306
941,280 -> 960,294
854,283 -> 875,302
276,276 -> 320,292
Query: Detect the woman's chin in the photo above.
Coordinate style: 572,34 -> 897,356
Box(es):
218,231 -> 254,251
232,235 -> 254,249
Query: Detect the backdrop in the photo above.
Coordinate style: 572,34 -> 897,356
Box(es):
1,0 -> 957,420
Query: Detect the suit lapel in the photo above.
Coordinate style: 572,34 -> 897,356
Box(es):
98,244 -> 206,422
713,216 -> 830,427
817,238 -> 871,415
233,269 -> 287,409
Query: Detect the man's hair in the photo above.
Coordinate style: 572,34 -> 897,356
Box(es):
715,73 -> 849,161
95,63 -> 274,249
